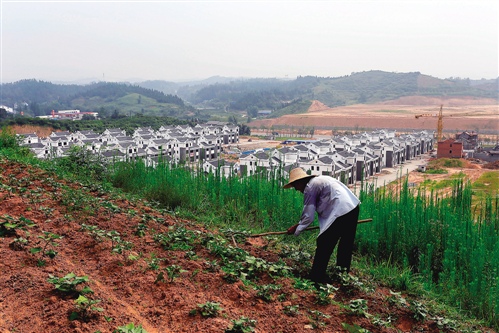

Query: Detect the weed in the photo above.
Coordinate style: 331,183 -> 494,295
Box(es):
225,316 -> 257,333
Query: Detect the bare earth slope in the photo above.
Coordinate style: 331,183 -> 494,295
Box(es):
0,159 -> 494,333
249,96 -> 498,134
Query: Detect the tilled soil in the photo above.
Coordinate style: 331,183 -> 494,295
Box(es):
0,159 -> 493,333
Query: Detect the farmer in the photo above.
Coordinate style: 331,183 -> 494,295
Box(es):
283,167 -> 360,285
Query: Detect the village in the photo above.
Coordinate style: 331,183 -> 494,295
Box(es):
19,119 -> 470,186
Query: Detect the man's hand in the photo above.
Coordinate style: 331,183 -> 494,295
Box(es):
287,224 -> 299,235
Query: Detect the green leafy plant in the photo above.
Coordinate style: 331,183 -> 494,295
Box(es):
80,224 -> 107,242
30,231 -> 62,266
315,284 -> 338,305
146,254 -> 163,271
9,236 -> 29,251
410,300 -> 429,321
225,316 -> 257,333
135,223 -> 148,237
165,265 -> 185,283
387,290 -> 407,307
308,310 -> 330,329
47,273 -> 93,295
195,302 -> 222,318
0,214 -> 36,236
293,278 -> 314,291
255,284 -> 281,302
113,322 -> 147,333
283,304 -> 300,317
338,270 -> 367,293
70,295 -> 103,321
155,265 -> 186,283
341,322 -> 371,333
348,299 -> 369,317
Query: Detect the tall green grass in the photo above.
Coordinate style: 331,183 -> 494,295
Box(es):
357,179 -> 498,327
110,159 -> 306,231
109,160 -> 498,327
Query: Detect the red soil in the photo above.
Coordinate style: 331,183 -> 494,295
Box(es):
0,159 -> 494,333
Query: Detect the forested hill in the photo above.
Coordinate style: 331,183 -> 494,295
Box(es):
176,71 -> 497,113
2,72 -> 497,119
0,80 -> 191,118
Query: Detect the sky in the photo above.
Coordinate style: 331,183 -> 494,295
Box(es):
1,0 -> 498,84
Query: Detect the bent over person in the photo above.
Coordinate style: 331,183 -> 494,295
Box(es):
283,167 -> 360,285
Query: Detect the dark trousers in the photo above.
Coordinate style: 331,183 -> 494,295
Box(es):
309,205 -> 360,283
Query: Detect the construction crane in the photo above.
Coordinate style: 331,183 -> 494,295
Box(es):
415,104 -> 444,141
415,104 -> 476,142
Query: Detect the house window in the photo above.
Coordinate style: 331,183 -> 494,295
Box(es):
311,166 -> 314,171
317,167 -> 320,171
449,150 -> 452,154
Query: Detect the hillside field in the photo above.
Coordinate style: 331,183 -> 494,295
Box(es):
1,157 -> 497,332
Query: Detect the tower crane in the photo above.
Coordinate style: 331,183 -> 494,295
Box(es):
415,104 -> 477,142
415,104 -> 444,141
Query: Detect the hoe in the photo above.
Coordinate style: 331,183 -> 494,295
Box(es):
249,218 -> 372,237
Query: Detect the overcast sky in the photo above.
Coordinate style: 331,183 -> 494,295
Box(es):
1,0 -> 498,83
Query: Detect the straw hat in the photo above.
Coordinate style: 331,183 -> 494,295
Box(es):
283,168 -> 316,189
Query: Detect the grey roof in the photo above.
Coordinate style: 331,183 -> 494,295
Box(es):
254,152 -> 270,159
318,156 -> 334,164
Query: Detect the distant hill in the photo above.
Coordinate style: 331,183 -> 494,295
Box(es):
0,80 -> 194,119
2,72 -> 497,120
179,71 -> 497,114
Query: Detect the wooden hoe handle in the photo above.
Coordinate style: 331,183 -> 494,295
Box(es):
249,218 -> 373,237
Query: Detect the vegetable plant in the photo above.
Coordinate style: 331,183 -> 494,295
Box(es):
47,273 -> 93,295
255,284 -> 281,302
70,295 -> 104,321
283,304 -> 300,317
315,284 -> 338,305
194,302 -> 222,318
0,214 -> 36,236
114,322 -> 147,333
30,231 -> 62,266
225,316 -> 257,333
347,299 -> 369,317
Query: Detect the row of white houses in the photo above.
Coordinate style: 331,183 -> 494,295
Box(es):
20,124 -> 433,185
20,123 -> 239,165
235,130 -> 434,184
